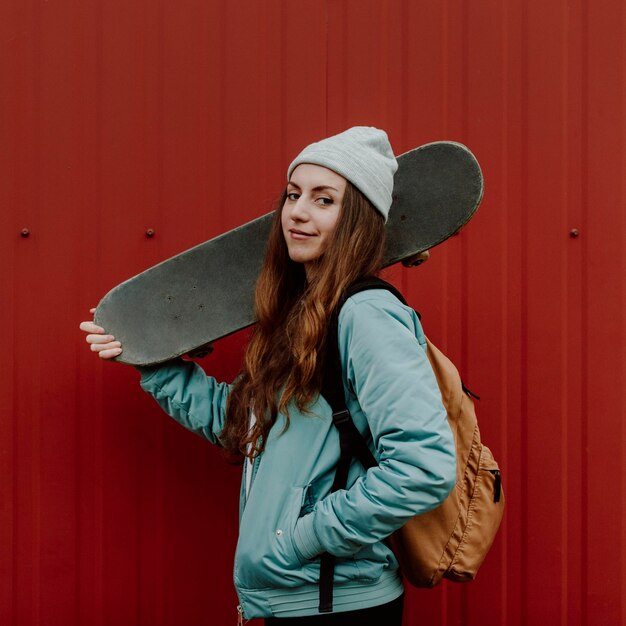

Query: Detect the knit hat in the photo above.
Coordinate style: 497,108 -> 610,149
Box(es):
287,126 -> 398,221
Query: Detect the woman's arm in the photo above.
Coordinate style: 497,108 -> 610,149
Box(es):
79,308 -> 230,445
137,361 -> 230,446
293,291 -> 456,560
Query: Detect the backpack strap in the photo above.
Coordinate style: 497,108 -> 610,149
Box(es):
317,277 -> 408,612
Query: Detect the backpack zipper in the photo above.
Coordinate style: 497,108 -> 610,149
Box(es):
489,469 -> 502,503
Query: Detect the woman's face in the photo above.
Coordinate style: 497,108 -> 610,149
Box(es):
281,163 -> 346,272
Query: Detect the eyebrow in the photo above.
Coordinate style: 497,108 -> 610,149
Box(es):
286,182 -> 340,192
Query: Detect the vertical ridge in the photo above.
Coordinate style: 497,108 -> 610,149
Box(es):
31,0 -> 42,621
500,0 -> 510,620
324,0 -> 329,135
579,0 -> 589,622
560,0 -> 570,624
519,0 -> 530,622
619,0 -> 626,607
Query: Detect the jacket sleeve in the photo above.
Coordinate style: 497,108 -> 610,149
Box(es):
292,293 -> 456,560
136,360 -> 231,446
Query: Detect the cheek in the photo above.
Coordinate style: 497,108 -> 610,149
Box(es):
321,209 -> 340,237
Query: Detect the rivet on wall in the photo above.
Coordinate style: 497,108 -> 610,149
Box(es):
21,228 -> 30,237
569,228 -> 580,238
146,228 -> 155,238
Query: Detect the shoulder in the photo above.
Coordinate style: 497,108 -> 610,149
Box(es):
338,288 -> 426,348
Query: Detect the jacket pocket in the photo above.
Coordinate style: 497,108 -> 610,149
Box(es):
235,486 -> 319,590
300,481 -> 318,516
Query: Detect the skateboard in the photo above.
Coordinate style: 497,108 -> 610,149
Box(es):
95,141 -> 483,365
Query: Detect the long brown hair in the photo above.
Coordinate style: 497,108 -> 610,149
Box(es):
220,181 -> 386,458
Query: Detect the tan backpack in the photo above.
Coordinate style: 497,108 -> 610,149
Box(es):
318,277 -> 505,612
387,336 -> 505,587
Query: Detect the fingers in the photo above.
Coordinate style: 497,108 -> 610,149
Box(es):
89,338 -> 122,359
92,342 -> 123,359
80,324 -> 122,354
88,335 -> 121,353
80,306 -> 122,360
87,334 -> 118,345
80,320 -> 105,333
98,348 -> 122,359
79,308 -> 102,332
92,342 -> 120,352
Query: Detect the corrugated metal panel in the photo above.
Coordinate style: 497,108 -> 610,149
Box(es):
1,0 -> 624,624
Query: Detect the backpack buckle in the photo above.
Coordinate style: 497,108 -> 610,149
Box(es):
332,409 -> 351,426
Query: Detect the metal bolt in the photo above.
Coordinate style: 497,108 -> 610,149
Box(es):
569,228 -> 580,238
146,228 -> 155,238
21,228 -> 30,237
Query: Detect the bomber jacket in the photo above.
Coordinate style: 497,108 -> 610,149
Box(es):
137,289 -> 456,619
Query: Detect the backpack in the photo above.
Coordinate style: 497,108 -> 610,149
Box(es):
317,277 -> 505,612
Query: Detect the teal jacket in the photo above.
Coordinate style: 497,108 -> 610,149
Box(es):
138,289 -> 456,619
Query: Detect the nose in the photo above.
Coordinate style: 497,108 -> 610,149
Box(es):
289,195 -> 309,222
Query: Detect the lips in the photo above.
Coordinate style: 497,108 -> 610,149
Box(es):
289,229 -> 315,239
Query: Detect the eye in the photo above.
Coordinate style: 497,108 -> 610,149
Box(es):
286,192 -> 300,201
317,197 -> 333,206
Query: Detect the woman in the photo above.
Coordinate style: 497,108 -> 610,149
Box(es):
80,127 -> 456,625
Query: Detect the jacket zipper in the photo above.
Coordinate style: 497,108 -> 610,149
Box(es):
237,604 -> 244,626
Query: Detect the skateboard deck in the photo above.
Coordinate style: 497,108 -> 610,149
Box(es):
95,141 -> 483,365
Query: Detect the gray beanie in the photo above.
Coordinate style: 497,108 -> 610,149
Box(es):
287,126 -> 398,221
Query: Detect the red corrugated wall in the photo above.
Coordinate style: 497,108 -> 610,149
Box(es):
1,1 -> 624,624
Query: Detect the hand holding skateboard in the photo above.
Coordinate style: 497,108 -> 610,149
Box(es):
79,308 -> 123,360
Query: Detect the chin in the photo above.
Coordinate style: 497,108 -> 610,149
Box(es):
288,253 -> 313,265
287,247 -> 316,265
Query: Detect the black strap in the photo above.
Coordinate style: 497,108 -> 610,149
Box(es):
318,554 -> 336,612
342,276 -> 408,307
317,277 -> 404,612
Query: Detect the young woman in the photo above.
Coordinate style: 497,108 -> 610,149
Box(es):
80,127 -> 457,625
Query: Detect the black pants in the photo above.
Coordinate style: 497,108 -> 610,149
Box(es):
264,594 -> 404,626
